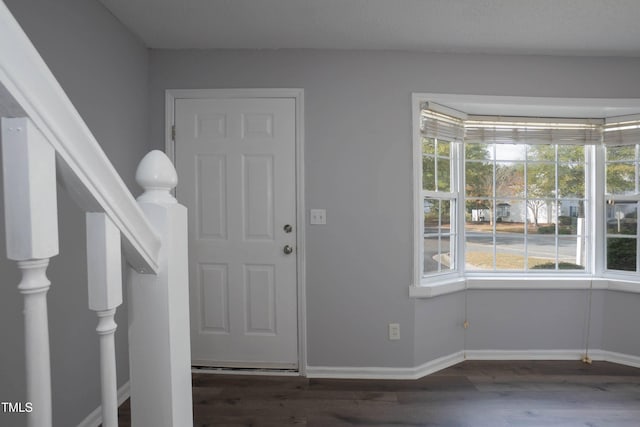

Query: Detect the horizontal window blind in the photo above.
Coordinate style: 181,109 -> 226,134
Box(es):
465,116 -> 603,145
420,102 -> 466,142
604,115 -> 640,145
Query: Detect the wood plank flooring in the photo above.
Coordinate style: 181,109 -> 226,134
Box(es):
115,360 -> 640,426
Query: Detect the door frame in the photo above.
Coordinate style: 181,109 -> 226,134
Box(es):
165,88 -> 307,375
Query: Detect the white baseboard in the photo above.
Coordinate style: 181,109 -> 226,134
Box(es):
306,351 -> 464,380
465,349 -> 640,368
588,349 -> 640,368
464,349 -> 586,361
76,382 -> 130,427
306,349 -> 640,380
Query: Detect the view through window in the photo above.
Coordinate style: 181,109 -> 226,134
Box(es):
418,101 -> 640,281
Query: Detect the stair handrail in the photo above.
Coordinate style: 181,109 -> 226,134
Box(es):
0,0 -> 160,273
0,1 -> 193,426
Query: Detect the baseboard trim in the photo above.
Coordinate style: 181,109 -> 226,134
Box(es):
589,349 -> 640,368
306,351 -> 464,380
464,349 -> 586,360
306,349 -> 640,380
76,381 -> 130,427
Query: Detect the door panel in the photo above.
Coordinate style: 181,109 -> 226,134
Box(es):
175,97 -> 298,369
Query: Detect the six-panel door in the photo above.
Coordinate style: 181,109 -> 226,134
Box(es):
175,97 -> 298,369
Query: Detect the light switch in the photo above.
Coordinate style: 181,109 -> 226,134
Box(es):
310,209 -> 326,225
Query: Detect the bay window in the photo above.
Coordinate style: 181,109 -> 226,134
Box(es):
413,95 -> 640,288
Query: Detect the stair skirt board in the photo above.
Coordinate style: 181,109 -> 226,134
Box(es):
76,382 -> 129,427
306,350 -> 640,380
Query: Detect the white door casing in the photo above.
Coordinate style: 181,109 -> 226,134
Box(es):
171,91 -> 304,370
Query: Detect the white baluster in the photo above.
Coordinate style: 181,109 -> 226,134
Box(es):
2,117 -> 58,427
128,150 -> 193,427
86,212 -> 122,427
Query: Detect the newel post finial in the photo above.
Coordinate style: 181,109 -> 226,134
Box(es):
136,150 -> 177,204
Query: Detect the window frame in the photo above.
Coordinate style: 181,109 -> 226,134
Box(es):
421,137 -> 460,278
412,99 -> 466,288
462,141 -> 593,274
603,144 -> 640,274
411,94 -> 640,294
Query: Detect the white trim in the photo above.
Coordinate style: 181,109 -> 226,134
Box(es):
590,350 -> 640,368
411,94 -> 640,119
191,367 -> 302,377
76,381 -> 130,427
465,349 -> 586,361
607,279 -> 640,294
410,278 -> 466,298
410,277 -> 639,299
306,351 -> 465,380
605,113 -> 640,125
466,349 -> 640,369
304,350 -> 640,381
165,88 -> 307,374
412,94 -> 424,289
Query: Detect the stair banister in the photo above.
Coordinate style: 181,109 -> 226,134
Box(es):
0,1 -> 194,425
2,118 -> 58,427
86,212 -> 123,427
128,151 -> 194,427
0,0 -> 160,273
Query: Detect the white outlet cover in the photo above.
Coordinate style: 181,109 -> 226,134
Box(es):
310,209 -> 326,225
388,323 -> 400,340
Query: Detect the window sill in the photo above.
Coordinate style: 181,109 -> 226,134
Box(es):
410,275 -> 640,299
410,277 -> 466,298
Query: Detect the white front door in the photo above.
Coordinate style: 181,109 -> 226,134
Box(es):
174,96 -> 298,369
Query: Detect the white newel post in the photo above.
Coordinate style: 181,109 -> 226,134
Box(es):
128,150 -> 193,427
86,213 -> 122,427
2,118 -> 59,427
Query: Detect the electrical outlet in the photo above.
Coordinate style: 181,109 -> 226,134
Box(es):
388,323 -> 400,340
310,209 -> 326,225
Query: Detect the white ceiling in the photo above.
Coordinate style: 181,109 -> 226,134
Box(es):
99,0 -> 640,56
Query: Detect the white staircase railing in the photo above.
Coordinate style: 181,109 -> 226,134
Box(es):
0,1 -> 193,426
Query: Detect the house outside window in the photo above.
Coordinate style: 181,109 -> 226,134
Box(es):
463,138 -> 590,272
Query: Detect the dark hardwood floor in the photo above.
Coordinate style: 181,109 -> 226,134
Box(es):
116,360 -> 640,426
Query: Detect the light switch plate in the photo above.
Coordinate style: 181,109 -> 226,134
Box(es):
310,209 -> 326,225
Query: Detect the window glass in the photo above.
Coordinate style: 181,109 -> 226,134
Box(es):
464,142 -> 589,272
607,237 -> 637,272
424,197 -> 455,274
422,136 -> 457,277
419,100 -> 640,280
605,145 -> 640,272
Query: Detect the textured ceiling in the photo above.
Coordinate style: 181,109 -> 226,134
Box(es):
100,0 -> 640,56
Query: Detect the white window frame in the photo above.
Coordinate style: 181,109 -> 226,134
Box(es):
603,142 -> 640,274
462,140 -> 594,274
411,93 -> 640,298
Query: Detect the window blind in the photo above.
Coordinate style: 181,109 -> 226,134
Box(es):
420,102 -> 466,142
465,116 -> 603,145
604,115 -> 640,145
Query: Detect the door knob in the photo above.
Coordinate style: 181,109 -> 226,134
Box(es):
283,245 -> 294,255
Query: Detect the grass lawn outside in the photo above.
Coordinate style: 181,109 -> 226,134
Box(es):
466,252 -> 548,269
465,252 -> 583,270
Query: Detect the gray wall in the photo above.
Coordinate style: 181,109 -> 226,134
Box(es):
149,49 -> 640,368
603,291 -> 640,356
465,290 -> 596,351
0,1 -> 149,426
